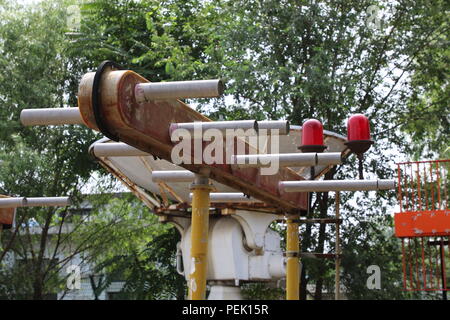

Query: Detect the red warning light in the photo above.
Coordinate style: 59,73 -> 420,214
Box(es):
345,114 -> 374,179
347,114 -> 371,142
345,114 -> 373,155
299,119 -> 326,153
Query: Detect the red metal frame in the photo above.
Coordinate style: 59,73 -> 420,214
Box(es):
395,160 -> 449,292
395,160 -> 449,238
400,237 -> 449,292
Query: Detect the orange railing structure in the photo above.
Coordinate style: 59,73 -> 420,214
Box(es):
394,160 -> 449,295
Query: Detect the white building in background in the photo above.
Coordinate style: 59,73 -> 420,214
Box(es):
3,194 -> 129,300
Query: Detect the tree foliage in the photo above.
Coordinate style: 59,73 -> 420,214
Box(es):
0,0 -> 447,300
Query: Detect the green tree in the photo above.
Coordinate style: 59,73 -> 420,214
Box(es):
0,0 -> 183,300
2,0 -> 447,300
166,0 -> 447,299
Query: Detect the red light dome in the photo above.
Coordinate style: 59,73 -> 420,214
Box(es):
302,119 -> 324,145
345,114 -> 374,179
347,114 -> 371,141
299,119 -> 326,153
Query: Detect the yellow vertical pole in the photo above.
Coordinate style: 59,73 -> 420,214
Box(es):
286,216 -> 300,300
188,174 -> 212,300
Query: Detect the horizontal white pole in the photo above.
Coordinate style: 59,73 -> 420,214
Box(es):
92,143 -> 150,157
257,120 -> 290,135
170,120 -> 258,135
232,152 -> 342,168
20,108 -> 83,126
135,79 -> 223,102
316,153 -> 343,166
151,171 -> 195,183
189,193 -> 263,203
0,198 -> 26,208
279,180 -> 396,192
24,197 -> 71,207
0,197 -> 71,208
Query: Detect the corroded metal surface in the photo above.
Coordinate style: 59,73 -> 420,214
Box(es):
79,69 -> 308,212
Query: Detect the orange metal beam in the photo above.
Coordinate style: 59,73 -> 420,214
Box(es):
394,210 -> 450,238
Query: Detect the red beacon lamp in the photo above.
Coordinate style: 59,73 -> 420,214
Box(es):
299,119 -> 327,153
299,119 -> 326,216
345,114 -> 374,180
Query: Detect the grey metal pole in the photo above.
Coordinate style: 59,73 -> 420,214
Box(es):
152,170 -> 195,183
134,79 -> 224,102
92,143 -> 150,157
0,197 -> 71,208
169,120 -> 258,135
257,120 -> 290,135
231,153 -> 342,168
20,108 -> 84,126
0,198 -> 26,208
189,193 -> 263,203
279,180 -> 396,193
24,197 -> 71,207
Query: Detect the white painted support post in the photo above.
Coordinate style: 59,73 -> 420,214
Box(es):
24,197 -> 71,207
279,180 -> 395,193
134,80 -> 224,103
20,108 -> 83,126
91,143 -> 150,157
151,170 -> 195,183
0,198 -> 26,208
189,193 -> 263,203
257,120 -> 290,135
231,152 -> 342,168
0,197 -> 71,208
169,120 -> 258,135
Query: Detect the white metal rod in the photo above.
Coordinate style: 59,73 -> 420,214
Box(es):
317,153 -> 343,166
231,152 -> 342,168
0,197 -> 70,208
0,198 -> 26,208
24,197 -> 71,207
189,193 -> 263,203
92,143 -> 150,157
170,120 -> 258,135
257,120 -> 290,135
135,79 -> 223,102
279,180 -> 396,192
232,153 -> 315,168
20,108 -> 84,126
152,170 -> 195,183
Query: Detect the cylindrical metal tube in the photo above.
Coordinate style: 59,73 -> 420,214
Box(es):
20,108 -> 84,126
0,198 -> 26,208
286,219 -> 300,300
169,120 -> 258,136
378,180 -> 396,190
189,193 -> 262,203
24,197 -> 71,207
92,143 -> 150,157
257,120 -> 290,135
188,178 -> 212,300
279,179 -> 396,192
135,79 -> 224,103
232,153 -> 316,168
0,197 -> 71,208
231,152 -> 342,168
316,153 -> 343,166
151,171 -> 195,183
